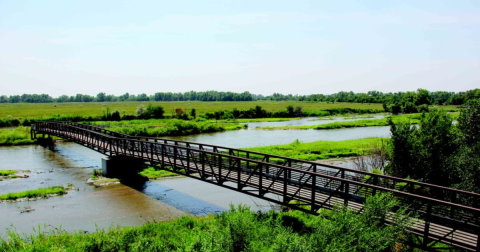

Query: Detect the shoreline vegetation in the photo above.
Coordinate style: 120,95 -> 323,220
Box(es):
256,113 -> 459,130
0,194 -> 416,251
0,170 -> 30,181
138,166 -> 183,180
244,138 -> 388,161
85,119 -> 247,137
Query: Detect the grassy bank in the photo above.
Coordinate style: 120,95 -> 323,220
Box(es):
0,193 -> 411,251
244,138 -> 388,161
0,127 -> 36,146
86,119 -> 246,137
257,114 -> 424,130
138,166 -> 183,179
0,185 -> 68,201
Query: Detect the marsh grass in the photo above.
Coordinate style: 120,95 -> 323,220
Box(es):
0,127 -> 36,145
244,138 -> 389,161
0,170 -> 16,176
257,114 -> 425,130
86,119 -> 246,137
0,194 -> 411,251
0,186 -> 66,201
138,166 -> 183,179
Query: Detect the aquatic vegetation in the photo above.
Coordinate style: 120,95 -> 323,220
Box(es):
0,185 -> 67,201
138,166 -> 183,179
244,138 -> 389,161
257,114 -> 426,130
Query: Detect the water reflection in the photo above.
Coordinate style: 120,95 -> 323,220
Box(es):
167,126 -> 391,148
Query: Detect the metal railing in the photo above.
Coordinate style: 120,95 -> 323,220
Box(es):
32,121 -> 480,251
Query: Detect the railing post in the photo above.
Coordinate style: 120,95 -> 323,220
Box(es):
266,156 -> 269,173
283,168 -> 288,204
423,202 -> 433,248
109,138 -> 112,156
161,145 -> 165,169
173,146 -> 177,170
344,182 -> 350,207
450,192 -> 456,219
259,162 -> 263,196
150,142 -> 154,163
246,152 -> 250,170
340,170 -> 345,192
372,175 -> 378,196
287,159 -> 291,180
237,157 -> 241,190
201,151 -> 205,179
218,154 -> 222,184
187,148 -> 190,174
311,165 -> 317,213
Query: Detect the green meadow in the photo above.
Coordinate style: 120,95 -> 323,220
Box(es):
0,101 -> 385,119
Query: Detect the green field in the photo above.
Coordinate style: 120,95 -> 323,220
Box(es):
244,138 -> 387,161
0,101 -> 384,119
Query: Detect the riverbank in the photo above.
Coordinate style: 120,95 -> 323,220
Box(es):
256,113 -> 460,130
256,114 -> 422,130
243,138 -> 388,161
0,194 -> 411,251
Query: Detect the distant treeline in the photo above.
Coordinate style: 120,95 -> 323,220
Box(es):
1,88 -> 479,105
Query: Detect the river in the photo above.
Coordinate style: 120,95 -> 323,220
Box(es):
0,117 -> 390,236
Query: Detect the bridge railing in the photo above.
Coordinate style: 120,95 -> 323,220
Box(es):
39,121 -> 480,211
33,121 -> 480,250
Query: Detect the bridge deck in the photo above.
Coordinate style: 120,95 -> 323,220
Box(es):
32,121 -> 480,251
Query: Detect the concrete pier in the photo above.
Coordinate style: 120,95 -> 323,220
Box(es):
101,156 -> 145,177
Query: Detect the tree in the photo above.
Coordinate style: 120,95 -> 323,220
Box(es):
96,92 -> 106,102
415,88 -> 432,106
455,100 -> 480,194
190,108 -> 196,119
146,104 -> 165,119
386,110 -> 458,187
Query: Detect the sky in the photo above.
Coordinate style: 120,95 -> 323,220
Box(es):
1,0 -> 479,97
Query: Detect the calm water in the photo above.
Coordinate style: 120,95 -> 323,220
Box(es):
166,126 -> 390,148
0,117 -> 391,235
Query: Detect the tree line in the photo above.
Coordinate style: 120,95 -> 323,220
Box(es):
1,89 -> 479,106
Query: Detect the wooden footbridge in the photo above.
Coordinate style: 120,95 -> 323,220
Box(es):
32,121 -> 480,251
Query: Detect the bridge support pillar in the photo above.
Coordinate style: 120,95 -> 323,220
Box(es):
102,156 -> 144,178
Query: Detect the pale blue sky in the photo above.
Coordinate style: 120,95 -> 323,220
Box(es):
1,0 -> 479,97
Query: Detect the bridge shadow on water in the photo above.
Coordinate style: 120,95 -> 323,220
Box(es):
50,143 -> 226,216
117,172 -> 225,216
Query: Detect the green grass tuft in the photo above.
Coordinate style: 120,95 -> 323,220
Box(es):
0,186 -> 66,201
